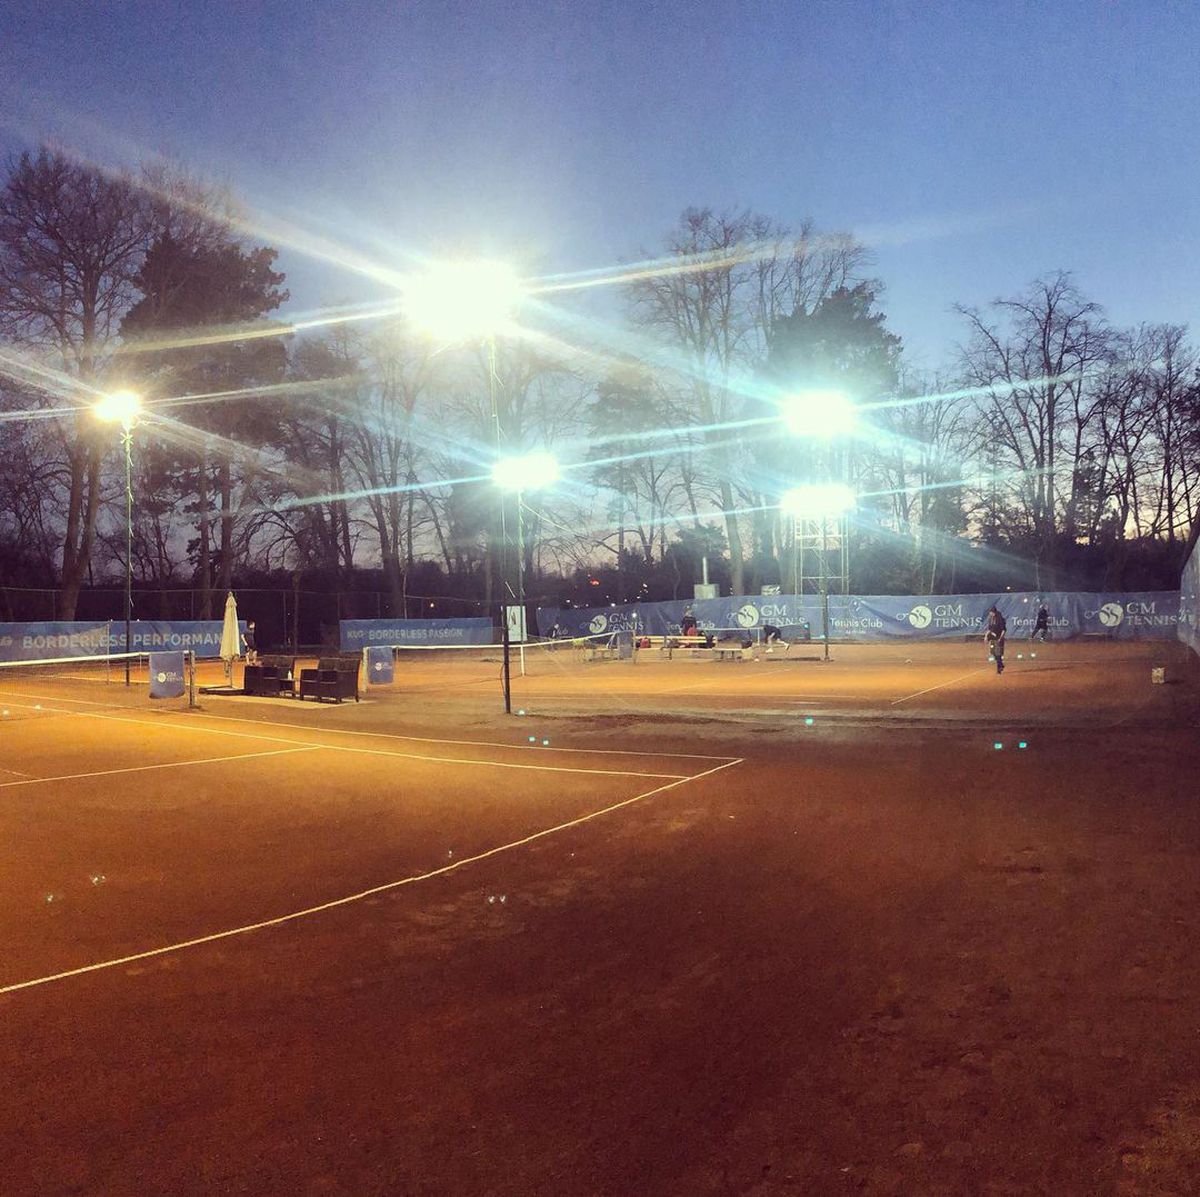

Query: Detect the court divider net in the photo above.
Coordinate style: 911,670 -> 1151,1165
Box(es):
0,650 -> 198,718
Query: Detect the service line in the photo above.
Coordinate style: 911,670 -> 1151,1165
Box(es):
890,667 -> 990,706
0,756 -> 744,995
0,746 -> 320,790
0,696 -> 687,780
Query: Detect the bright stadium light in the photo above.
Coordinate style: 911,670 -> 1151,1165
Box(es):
404,260 -> 524,342
93,389 -> 143,428
781,388 -> 857,438
492,450 -> 561,493
779,482 -> 856,518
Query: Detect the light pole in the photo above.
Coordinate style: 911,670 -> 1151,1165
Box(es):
780,483 -> 856,661
779,387 -> 858,607
405,260 -> 527,709
94,389 -> 143,684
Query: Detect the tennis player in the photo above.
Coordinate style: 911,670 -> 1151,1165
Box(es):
762,624 -> 789,654
984,605 -> 1007,674
1032,603 -> 1050,641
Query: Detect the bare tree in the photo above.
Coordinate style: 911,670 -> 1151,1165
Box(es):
0,148 -> 149,616
956,273 -> 1113,585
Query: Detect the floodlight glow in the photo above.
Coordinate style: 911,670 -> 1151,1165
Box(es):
781,388 -> 857,438
779,482 -> 856,518
93,390 -> 142,427
492,450 -> 561,492
405,260 -> 524,342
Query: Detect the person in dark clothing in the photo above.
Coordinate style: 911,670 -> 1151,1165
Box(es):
762,624 -> 789,654
243,620 -> 259,666
680,609 -> 699,637
1033,604 -> 1050,641
985,605 -> 1007,674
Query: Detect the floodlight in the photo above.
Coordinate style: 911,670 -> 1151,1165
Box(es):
780,388 -> 857,438
93,390 -> 142,427
405,260 -> 524,342
492,450 -> 561,493
779,482 -> 856,518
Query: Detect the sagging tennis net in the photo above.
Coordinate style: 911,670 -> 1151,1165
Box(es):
0,650 -> 197,719
362,633 -> 630,692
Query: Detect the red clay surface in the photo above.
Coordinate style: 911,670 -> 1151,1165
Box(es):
2,641 -> 1199,1194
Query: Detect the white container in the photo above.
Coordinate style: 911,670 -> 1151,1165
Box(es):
1151,666 -> 1166,685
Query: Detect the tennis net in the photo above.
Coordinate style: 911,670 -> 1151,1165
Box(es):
0,651 -> 197,719
364,634 -> 631,694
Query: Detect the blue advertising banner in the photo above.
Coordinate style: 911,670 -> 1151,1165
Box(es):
364,645 -> 395,685
1180,539 -> 1200,658
126,621 -> 238,654
536,592 -> 1181,643
0,620 -> 236,663
340,617 -> 493,649
148,651 -> 186,699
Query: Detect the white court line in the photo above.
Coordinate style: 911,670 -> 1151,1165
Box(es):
0,746 -> 319,790
0,756 -> 744,995
890,667 -> 989,706
167,704 -> 739,762
0,687 -> 737,762
0,697 -> 686,780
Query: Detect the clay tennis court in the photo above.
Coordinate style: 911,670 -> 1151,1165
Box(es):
2,639 -> 1199,1194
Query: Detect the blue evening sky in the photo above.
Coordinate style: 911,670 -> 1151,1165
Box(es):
2,0 -> 1197,369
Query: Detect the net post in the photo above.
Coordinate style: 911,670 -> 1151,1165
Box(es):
187,650 -> 197,709
501,605 -> 512,715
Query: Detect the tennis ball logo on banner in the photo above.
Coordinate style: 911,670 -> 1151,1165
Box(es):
156,671 -> 168,684
589,614 -> 609,634
907,604 -> 933,629
735,604 -> 760,628
1098,602 -> 1125,628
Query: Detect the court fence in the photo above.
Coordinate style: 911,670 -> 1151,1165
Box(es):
0,620 -> 241,664
537,591 -> 1182,643
1179,537 -> 1200,659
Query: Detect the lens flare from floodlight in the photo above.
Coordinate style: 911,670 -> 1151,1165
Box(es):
93,390 -> 142,426
781,388 -> 857,438
492,451 -> 561,492
779,482 -> 856,518
405,260 -> 523,342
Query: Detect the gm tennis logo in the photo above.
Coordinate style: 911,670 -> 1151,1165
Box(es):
907,604 -> 933,629
735,604 -> 760,628
589,614 -> 608,634
1098,601 -> 1125,628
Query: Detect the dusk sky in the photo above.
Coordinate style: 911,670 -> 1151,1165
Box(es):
2,0 -> 1197,368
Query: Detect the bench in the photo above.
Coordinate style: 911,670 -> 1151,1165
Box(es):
298,656 -> 361,703
712,642 -> 751,662
638,634 -> 708,659
638,635 -> 750,660
244,655 -> 297,697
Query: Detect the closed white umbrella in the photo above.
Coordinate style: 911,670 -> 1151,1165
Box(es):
219,592 -> 241,680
